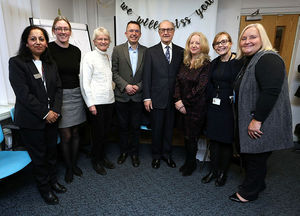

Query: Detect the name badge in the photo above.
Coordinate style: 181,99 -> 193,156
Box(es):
34,73 -> 42,79
212,98 -> 221,105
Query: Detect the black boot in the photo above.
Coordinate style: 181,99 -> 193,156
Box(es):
201,171 -> 218,183
215,171 -> 227,187
182,137 -> 197,176
179,138 -> 189,172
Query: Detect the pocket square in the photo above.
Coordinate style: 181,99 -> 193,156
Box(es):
34,73 -> 42,79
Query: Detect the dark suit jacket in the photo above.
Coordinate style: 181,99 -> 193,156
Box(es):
143,42 -> 183,109
112,42 -> 147,102
9,55 -> 62,129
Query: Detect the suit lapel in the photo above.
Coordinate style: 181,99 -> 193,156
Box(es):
122,43 -> 132,71
28,61 -> 47,94
136,44 -> 144,73
155,43 -> 169,68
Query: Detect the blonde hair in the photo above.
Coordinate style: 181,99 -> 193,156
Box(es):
52,16 -> 72,33
237,23 -> 275,59
92,27 -> 111,42
183,32 -> 210,69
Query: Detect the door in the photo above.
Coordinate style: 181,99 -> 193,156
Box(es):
240,14 -> 299,74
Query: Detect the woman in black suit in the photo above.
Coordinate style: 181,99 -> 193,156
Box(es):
9,26 -> 66,205
202,32 -> 240,186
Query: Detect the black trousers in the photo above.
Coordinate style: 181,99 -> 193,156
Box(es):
19,123 -> 58,194
90,103 -> 114,163
115,101 -> 143,156
151,104 -> 175,159
209,140 -> 233,174
238,151 -> 272,201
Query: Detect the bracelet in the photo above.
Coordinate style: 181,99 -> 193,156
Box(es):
179,106 -> 184,110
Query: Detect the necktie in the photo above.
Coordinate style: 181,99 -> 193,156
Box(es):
165,46 -> 170,63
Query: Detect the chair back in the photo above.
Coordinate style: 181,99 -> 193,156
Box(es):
0,124 -> 4,143
10,107 -> 15,122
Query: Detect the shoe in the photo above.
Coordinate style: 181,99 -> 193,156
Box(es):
179,163 -> 188,172
102,158 -> 115,169
229,193 -> 249,203
51,182 -> 67,193
131,155 -> 140,167
161,157 -> 176,168
215,172 -> 227,187
64,168 -> 73,183
152,159 -> 160,169
182,163 -> 197,176
93,162 -> 107,175
41,191 -> 59,205
117,153 -> 128,164
72,166 -> 83,177
201,172 -> 217,184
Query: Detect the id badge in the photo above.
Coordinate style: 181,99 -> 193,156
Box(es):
212,98 -> 221,105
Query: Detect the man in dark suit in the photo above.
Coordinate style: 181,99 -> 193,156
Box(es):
112,21 -> 147,167
143,20 -> 183,169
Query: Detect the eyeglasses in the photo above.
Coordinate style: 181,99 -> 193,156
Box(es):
54,27 -> 70,32
213,39 -> 229,47
158,28 -> 174,33
128,29 -> 140,33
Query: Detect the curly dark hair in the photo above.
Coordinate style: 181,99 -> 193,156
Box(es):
18,25 -> 53,63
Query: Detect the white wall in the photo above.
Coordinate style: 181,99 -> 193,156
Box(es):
215,0 -> 242,54
32,0 -> 74,21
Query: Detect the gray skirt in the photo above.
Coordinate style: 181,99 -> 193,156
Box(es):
59,87 -> 87,128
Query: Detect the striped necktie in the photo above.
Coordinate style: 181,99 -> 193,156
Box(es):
165,45 -> 170,63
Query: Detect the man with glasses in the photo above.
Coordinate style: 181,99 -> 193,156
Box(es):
143,20 -> 183,169
112,21 -> 147,167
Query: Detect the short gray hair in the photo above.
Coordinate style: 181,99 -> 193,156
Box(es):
92,27 -> 111,42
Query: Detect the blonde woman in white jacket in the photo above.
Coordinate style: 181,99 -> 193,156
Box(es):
80,27 -> 115,176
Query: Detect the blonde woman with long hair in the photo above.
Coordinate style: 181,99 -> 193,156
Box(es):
174,32 -> 210,176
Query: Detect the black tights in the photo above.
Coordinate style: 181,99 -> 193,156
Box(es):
209,140 -> 233,174
59,126 -> 80,170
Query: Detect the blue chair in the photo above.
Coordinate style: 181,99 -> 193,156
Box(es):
0,124 -> 32,179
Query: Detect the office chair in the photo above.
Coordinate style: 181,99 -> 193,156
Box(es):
0,124 -> 31,179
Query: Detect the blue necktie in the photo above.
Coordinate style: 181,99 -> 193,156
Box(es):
165,46 -> 170,63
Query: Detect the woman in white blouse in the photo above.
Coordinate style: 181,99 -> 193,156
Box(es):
80,27 -> 115,175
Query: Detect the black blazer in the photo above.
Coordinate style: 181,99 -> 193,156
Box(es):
143,42 -> 183,109
9,55 -> 62,129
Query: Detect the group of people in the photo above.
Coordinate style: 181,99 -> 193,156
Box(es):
8,15 -> 293,205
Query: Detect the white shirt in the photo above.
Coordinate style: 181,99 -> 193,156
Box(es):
161,42 -> 173,63
80,47 -> 115,107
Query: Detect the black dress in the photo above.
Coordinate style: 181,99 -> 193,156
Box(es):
206,56 -> 241,144
174,61 -> 210,138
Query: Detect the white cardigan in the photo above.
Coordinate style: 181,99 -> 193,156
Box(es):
80,47 -> 115,107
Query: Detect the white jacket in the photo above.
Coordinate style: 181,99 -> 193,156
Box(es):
80,47 -> 115,107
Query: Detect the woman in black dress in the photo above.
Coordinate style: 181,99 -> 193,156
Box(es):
202,32 -> 240,186
174,32 -> 210,176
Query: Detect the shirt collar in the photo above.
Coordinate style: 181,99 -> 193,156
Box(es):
128,42 -> 139,50
161,42 -> 172,50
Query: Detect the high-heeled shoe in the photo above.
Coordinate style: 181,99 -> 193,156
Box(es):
215,172 -> 227,187
65,168 -> 73,183
72,166 -> 83,176
229,193 -> 249,203
201,172 -> 217,183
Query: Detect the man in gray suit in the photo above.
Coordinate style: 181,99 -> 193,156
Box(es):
112,21 -> 147,167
